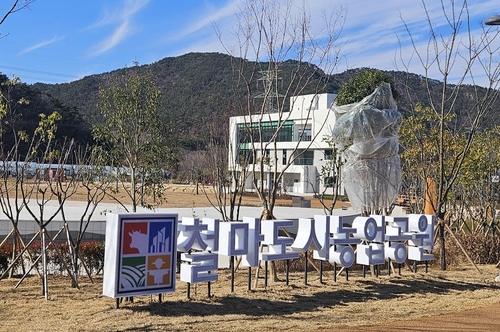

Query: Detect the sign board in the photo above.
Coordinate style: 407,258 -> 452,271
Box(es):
103,213 -> 178,298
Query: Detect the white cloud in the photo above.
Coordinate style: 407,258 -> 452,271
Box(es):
19,35 -> 66,54
168,0 -> 498,83
87,0 -> 150,57
322,0 -> 500,85
177,0 -> 240,41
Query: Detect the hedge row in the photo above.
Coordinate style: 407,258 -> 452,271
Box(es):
1,233 -> 499,275
0,240 -> 105,275
436,233 -> 500,266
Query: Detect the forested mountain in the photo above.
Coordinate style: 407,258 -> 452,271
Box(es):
0,74 -> 92,155
32,52 -> 339,150
3,52 -> 497,153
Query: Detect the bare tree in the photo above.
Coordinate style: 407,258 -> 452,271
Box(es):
202,106 -> 249,221
1,0 -> 35,37
398,0 -> 500,270
20,112 -> 76,299
0,76 -> 31,278
217,0 -> 345,218
57,144 -> 111,288
0,110 -> 70,298
312,136 -> 344,215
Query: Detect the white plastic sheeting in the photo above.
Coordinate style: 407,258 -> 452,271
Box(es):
332,83 -> 402,213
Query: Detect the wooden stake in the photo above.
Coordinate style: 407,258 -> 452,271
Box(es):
445,224 -> 481,274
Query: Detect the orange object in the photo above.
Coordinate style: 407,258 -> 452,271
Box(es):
424,177 -> 436,215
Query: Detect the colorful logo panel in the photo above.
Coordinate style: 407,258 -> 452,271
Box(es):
115,215 -> 177,296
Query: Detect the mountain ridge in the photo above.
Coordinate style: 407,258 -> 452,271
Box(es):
5,51 -> 496,152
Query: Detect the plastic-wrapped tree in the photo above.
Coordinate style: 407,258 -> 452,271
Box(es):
332,76 -> 402,216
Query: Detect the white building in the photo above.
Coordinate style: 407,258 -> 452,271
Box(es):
228,93 -> 340,195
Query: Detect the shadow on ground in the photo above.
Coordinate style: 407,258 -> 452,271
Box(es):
126,276 -> 500,318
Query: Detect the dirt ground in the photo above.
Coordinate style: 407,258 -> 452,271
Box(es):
95,183 -> 340,210
1,185 -> 500,331
0,264 -> 499,331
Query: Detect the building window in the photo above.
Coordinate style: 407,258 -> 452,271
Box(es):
297,127 -> 311,141
237,120 -> 293,144
294,150 -> 314,165
324,149 -> 333,160
282,149 -> 287,165
276,121 -> 293,142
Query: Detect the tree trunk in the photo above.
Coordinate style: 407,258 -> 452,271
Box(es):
131,168 -> 137,212
9,228 -> 18,278
65,222 -> 79,288
41,227 -> 48,299
261,209 -> 279,282
439,220 -> 446,271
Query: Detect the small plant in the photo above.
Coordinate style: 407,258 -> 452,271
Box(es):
0,241 -> 105,276
79,241 -> 105,274
0,242 -> 13,273
335,68 -> 396,106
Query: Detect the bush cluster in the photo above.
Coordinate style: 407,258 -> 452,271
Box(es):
437,233 -> 500,266
335,68 -> 397,106
2,233 -> 499,276
0,240 -> 105,275
277,233 -> 500,272
0,242 -> 12,272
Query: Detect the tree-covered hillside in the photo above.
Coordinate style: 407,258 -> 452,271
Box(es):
0,74 -> 92,156
33,53 -> 337,150
6,52 -> 497,153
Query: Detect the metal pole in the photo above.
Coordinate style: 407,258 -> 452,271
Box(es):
319,261 -> 323,284
286,259 -> 290,286
304,251 -> 308,285
230,256 -> 235,293
264,261 -> 268,288
248,267 -> 252,291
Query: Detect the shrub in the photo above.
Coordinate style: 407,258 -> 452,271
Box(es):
335,68 -> 396,106
443,233 -> 500,266
0,240 -> 105,276
79,241 -> 105,274
0,242 -> 13,274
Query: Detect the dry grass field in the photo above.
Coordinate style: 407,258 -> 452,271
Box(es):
1,186 -> 500,331
93,183 -> 333,209
1,264 -> 500,331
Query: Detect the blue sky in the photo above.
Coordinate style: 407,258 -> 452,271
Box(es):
0,0 -> 499,85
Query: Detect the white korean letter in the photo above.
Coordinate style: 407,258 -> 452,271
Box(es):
291,218 -> 321,252
177,217 -> 208,252
241,217 -> 264,267
260,220 -> 299,261
218,222 -> 249,256
180,252 -> 218,283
